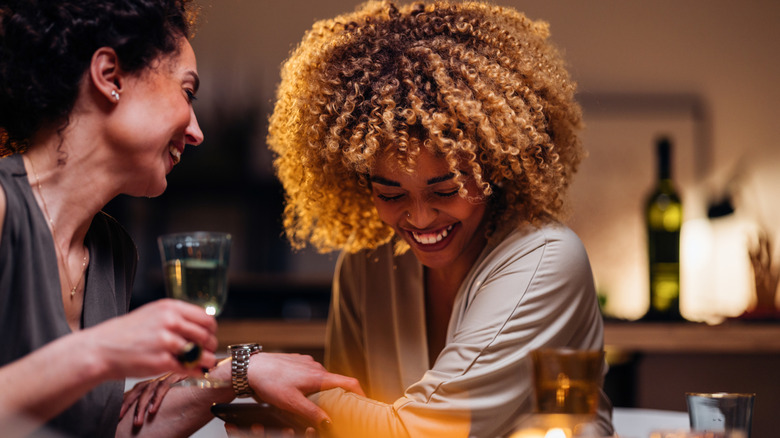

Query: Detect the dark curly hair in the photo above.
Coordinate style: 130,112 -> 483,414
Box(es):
268,1 -> 584,254
0,0 -> 199,154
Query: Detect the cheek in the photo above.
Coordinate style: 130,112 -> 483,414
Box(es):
372,200 -> 401,224
452,200 -> 487,223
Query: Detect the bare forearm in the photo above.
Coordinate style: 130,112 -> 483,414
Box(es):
0,335 -> 108,434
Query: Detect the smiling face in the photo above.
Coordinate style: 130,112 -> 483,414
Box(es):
107,37 -> 203,197
370,145 -> 489,274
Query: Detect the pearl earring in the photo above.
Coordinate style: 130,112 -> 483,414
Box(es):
111,90 -> 120,102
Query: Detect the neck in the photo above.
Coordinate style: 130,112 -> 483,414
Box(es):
425,266 -> 465,299
23,147 -> 103,252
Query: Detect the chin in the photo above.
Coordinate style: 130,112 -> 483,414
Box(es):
132,178 -> 168,199
408,247 -> 454,270
148,182 -> 168,198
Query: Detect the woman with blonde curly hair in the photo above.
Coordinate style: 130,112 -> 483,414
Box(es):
267,1 -> 613,436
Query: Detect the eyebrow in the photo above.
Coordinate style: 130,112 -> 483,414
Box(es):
369,172 -> 455,187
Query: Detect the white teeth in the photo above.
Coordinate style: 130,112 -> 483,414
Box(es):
169,144 -> 181,164
412,225 -> 453,245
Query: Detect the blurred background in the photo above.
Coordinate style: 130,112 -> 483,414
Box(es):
109,0 -> 780,322
105,1 -> 780,434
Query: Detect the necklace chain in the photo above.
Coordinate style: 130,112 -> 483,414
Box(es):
28,158 -> 88,299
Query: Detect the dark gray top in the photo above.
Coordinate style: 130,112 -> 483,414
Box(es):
0,154 -> 137,437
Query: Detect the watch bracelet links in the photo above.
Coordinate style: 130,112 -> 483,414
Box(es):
230,343 -> 262,398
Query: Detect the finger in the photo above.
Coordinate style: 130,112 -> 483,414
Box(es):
133,387 -> 147,427
153,299 -> 218,352
167,298 -> 219,333
175,325 -> 219,359
148,377 -> 176,414
118,402 -> 129,420
171,338 -> 217,373
135,378 -> 167,426
321,374 -> 365,397
285,392 -> 331,427
197,349 -> 218,371
250,424 -> 267,437
119,386 -> 143,419
224,423 -> 241,437
174,351 -> 217,376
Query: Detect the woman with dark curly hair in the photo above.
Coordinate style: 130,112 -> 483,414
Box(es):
0,1 -> 360,436
266,1 -> 614,436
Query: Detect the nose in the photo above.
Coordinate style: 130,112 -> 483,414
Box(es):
406,201 -> 438,228
185,108 -> 204,146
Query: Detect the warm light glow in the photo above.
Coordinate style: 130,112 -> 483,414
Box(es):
508,415 -> 587,438
555,373 -> 570,408
508,427 -> 573,438
544,428 -> 570,438
172,260 -> 183,286
682,216 -> 755,322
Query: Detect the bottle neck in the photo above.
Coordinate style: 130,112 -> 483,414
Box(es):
656,138 -> 672,181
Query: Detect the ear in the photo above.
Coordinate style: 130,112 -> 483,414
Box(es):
89,47 -> 123,103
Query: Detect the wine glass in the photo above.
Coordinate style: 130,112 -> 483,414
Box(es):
158,231 -> 232,388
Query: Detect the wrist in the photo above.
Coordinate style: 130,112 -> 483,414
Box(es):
228,343 -> 262,398
73,329 -> 116,383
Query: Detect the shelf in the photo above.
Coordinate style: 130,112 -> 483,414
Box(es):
603,321 -> 780,354
218,319 -> 327,351
218,319 -> 780,354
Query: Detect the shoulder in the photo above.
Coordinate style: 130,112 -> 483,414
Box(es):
470,223 -> 595,303
0,155 -> 27,245
90,211 -> 138,265
92,211 -> 133,241
487,223 -> 589,268
467,224 -> 600,339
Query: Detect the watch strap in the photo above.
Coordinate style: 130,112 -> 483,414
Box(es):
228,343 -> 261,398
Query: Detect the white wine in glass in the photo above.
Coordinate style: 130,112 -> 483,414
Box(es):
158,231 -> 231,387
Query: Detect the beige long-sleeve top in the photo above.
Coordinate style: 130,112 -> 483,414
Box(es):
317,224 -> 613,437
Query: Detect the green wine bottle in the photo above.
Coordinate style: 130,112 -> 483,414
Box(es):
643,136 -> 684,321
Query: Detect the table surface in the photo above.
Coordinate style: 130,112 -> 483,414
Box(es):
217,319 -> 780,354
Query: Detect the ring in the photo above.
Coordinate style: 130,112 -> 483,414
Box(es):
176,341 -> 202,367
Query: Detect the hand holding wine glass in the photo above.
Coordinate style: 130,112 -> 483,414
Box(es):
158,231 -> 232,387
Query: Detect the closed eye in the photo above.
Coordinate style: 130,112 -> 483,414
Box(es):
436,189 -> 459,198
376,193 -> 404,202
185,89 -> 197,103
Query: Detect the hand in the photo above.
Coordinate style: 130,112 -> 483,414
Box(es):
247,353 -> 364,429
80,299 -> 218,380
224,423 -> 319,437
119,372 -> 186,426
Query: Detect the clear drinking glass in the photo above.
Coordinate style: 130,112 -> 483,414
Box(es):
158,231 -> 232,388
686,392 -> 754,438
531,348 -> 604,415
508,349 -> 605,437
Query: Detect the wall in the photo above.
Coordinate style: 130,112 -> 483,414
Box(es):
186,0 -> 780,319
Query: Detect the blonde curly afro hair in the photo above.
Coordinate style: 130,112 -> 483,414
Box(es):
268,0 -> 584,254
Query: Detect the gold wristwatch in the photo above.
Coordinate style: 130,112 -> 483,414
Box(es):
228,343 -> 262,397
